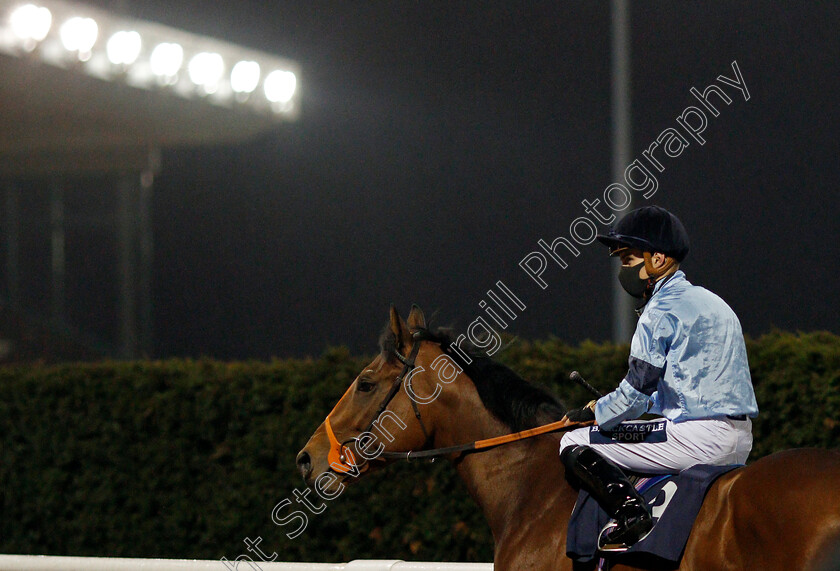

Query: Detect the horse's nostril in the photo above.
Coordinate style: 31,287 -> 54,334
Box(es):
296,450 -> 312,478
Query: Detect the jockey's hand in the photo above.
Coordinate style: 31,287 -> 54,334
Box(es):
565,400 -> 597,422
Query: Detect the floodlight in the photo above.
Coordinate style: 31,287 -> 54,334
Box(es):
106,30 -> 141,66
264,70 -> 296,103
230,60 -> 260,94
150,42 -> 183,79
59,16 -> 98,58
9,3 -> 52,45
0,0 -> 299,117
188,51 -> 224,93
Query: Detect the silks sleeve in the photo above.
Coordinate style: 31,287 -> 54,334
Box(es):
595,310 -> 673,431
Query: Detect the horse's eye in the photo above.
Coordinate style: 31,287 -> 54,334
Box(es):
357,380 -> 375,393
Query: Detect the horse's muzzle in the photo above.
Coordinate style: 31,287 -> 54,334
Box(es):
295,449 -> 313,484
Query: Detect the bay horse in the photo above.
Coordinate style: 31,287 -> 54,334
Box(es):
296,305 -> 840,570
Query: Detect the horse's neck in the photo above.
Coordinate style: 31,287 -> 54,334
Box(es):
433,385 -> 578,551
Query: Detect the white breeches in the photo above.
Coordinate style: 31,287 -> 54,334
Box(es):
559,417 -> 753,474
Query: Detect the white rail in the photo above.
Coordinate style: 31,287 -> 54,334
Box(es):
0,556 -> 493,571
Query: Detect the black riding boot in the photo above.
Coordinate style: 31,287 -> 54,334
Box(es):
561,445 -> 653,547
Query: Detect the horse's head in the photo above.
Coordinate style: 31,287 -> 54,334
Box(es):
296,305 -> 462,491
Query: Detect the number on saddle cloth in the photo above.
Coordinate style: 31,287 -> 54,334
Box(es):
565,464 -> 741,566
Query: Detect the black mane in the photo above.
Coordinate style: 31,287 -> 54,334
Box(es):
379,325 -> 566,432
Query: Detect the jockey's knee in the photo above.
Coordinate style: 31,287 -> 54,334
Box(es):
559,428 -> 588,461
559,443 -> 586,467
558,441 -> 596,488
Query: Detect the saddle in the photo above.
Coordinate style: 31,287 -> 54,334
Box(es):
566,463 -> 741,567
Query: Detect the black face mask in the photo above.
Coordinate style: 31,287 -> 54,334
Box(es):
618,261 -> 649,298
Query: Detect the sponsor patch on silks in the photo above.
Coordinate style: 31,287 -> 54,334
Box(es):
588,420 -> 668,444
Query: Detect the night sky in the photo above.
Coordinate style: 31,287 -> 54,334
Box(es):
54,2 -> 840,359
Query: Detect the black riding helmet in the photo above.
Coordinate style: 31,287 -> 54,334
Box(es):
596,206 -> 690,261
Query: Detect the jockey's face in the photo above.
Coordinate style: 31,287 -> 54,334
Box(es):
618,248 -> 647,278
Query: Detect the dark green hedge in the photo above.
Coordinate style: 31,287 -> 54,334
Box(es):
0,331 -> 837,562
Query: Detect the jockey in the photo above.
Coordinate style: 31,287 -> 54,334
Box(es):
559,205 -> 759,548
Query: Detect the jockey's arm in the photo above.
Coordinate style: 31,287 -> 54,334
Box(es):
595,314 -> 671,431
594,375 -> 655,430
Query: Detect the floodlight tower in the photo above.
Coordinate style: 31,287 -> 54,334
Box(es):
611,0 -> 635,343
0,0 -> 300,358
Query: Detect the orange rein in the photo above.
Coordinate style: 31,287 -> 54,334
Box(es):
374,416 -> 594,462
323,329 -> 594,471
472,417 -> 593,450
326,379 -> 594,466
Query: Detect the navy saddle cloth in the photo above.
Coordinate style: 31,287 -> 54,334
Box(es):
566,464 -> 741,566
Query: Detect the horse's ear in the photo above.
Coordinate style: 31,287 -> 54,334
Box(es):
407,304 -> 426,330
389,304 -> 410,349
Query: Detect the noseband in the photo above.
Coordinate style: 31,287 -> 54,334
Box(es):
325,329 -> 436,474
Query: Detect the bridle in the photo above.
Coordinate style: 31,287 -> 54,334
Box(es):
323,328 -> 591,475
325,328 -> 436,474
